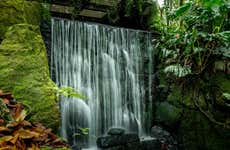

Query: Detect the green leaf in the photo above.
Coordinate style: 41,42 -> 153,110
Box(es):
172,2 -> 192,19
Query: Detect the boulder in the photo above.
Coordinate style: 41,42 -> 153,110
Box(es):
0,24 -> 59,130
108,128 -> 125,136
0,0 -> 41,39
97,133 -> 140,148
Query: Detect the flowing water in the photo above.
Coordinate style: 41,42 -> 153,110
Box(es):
51,18 -> 154,148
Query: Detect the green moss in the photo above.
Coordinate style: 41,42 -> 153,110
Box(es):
0,24 -> 59,131
0,0 -> 41,40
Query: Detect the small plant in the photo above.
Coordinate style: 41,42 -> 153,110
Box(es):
54,86 -> 87,100
73,127 -> 89,137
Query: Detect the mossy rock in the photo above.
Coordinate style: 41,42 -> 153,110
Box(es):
0,24 -> 59,131
167,84 -> 208,109
179,110 -> 230,150
0,0 -> 41,40
167,85 -> 195,108
156,102 -> 182,126
210,72 -> 230,107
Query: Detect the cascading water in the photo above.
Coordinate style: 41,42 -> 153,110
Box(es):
51,18 -> 154,148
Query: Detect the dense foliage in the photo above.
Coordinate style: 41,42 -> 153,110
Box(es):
156,0 -> 230,128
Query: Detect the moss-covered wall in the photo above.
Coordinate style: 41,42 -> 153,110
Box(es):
156,72 -> 230,150
0,0 -> 59,131
0,0 -> 41,40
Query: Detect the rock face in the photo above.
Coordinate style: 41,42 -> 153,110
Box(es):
0,0 -> 41,40
96,127 -> 178,150
179,111 -> 230,150
157,72 -> 230,150
0,24 -> 59,130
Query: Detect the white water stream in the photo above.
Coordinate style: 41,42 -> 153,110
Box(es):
51,18 -> 154,148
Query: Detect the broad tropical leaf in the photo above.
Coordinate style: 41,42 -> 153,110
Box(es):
172,2 -> 192,19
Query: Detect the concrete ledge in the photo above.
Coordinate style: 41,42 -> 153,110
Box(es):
79,9 -> 106,18
51,4 -> 74,14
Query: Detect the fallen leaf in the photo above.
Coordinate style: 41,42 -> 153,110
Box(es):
9,133 -> 19,144
3,98 -> 9,105
15,110 -> 27,122
12,103 -> 25,121
0,126 -> 11,133
6,122 -> 20,129
0,146 -> 17,150
15,140 -> 26,150
0,136 -> 13,142
21,120 -> 32,128
17,128 -> 40,139
0,91 -> 68,149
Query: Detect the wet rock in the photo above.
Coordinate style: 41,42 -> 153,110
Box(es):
108,128 -> 125,135
97,133 -> 140,149
140,136 -> 161,150
151,126 -> 178,150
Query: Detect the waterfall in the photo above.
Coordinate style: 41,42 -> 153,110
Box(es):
51,18 -> 154,148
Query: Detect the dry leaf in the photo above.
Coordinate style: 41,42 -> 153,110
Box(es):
9,133 -> 19,144
0,126 -> 11,133
17,129 -> 40,139
0,136 -> 13,142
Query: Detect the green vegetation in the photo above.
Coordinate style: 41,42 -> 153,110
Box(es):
156,0 -> 230,126
0,0 -> 229,149
155,0 -> 230,149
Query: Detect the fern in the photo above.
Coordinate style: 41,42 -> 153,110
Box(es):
223,93 -> 230,100
164,64 -> 192,77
